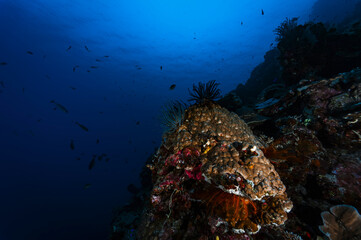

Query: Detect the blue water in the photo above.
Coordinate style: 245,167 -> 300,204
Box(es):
0,0 -> 354,239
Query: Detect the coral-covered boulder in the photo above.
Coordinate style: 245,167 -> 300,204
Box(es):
139,101 -> 292,239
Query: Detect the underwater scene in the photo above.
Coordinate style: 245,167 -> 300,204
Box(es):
1,0 -> 361,239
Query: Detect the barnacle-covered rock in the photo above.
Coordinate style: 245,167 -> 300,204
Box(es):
143,101 -> 292,238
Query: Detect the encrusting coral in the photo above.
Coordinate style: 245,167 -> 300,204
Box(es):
137,81 -> 292,239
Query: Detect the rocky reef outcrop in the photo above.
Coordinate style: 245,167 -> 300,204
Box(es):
111,20 -> 361,240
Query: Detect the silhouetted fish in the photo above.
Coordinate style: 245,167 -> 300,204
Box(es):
0,81 -> 5,88
70,139 -> 75,150
95,59 -> 101,62
69,86 -> 76,90
261,9 -> 264,15
105,158 -> 110,162
66,45 -> 72,51
96,139 -> 99,144
90,66 -> 98,69
26,51 -> 34,55
136,121 -> 140,125
88,158 -> 95,170
75,122 -> 88,132
104,55 -> 109,58
84,45 -> 90,52
0,62 -> 7,66
50,100 -> 68,113
73,65 -> 79,72
241,21 -> 243,25
160,65 -> 162,70
169,84 -> 176,90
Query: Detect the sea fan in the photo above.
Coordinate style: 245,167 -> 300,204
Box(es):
188,80 -> 221,103
160,100 -> 188,132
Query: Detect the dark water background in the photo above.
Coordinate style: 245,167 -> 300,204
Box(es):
0,0 -> 358,239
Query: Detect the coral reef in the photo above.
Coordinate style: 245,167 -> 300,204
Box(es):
111,19 -> 361,240
136,100 -> 292,239
274,17 -> 299,42
319,205 -> 361,240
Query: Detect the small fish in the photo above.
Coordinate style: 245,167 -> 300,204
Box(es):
84,184 -> 91,189
105,157 -> 110,162
136,121 -> 140,125
0,81 -> 5,88
22,88 -> 25,93
69,86 -> 76,90
193,37 -> 197,40
75,122 -> 89,132
76,157 -> 81,160
90,66 -> 98,69
241,21 -> 243,25
70,139 -> 75,150
84,45 -> 90,52
160,65 -> 162,70
137,67 -> 142,70
104,55 -> 109,58
66,45 -> 72,51
169,84 -> 176,90
261,9 -> 264,15
88,158 -> 95,170
37,119 -> 42,122
26,51 -> 34,55
99,112 -> 103,114
270,43 -> 273,47
98,155 -> 103,161
96,139 -> 99,144
72,65 -> 79,72
0,62 -> 7,66
50,100 -> 68,113
87,70 -> 91,73
95,59 -> 101,62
